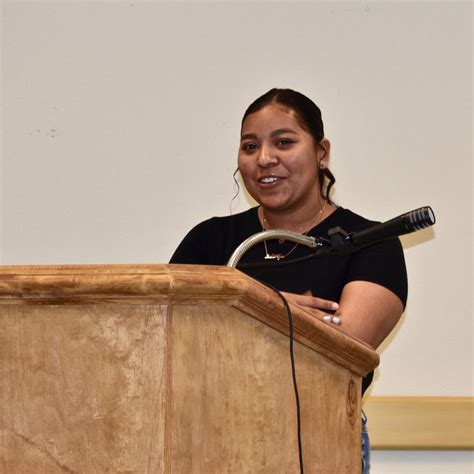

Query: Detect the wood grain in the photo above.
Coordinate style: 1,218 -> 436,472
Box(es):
0,264 -> 379,377
169,304 -> 361,473
0,304 -> 167,473
0,264 -> 380,472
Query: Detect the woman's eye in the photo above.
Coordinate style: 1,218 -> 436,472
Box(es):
277,139 -> 293,146
242,143 -> 256,152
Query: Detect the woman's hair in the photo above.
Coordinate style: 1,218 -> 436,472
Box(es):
241,88 -> 336,204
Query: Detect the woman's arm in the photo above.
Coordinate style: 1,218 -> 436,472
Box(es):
281,281 -> 404,349
334,280 -> 404,349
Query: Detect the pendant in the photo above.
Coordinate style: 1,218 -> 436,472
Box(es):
265,253 -> 284,260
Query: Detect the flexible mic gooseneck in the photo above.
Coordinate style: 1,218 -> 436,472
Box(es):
227,206 -> 436,267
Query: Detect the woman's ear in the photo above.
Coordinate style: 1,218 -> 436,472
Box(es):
317,138 -> 331,169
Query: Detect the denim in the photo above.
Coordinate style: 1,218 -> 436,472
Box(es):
361,412 -> 371,474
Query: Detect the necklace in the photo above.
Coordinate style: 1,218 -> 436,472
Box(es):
261,202 -> 327,260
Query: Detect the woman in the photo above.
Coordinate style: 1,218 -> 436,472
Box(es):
170,88 -> 408,473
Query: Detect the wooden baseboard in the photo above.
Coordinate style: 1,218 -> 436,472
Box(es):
363,396 -> 474,450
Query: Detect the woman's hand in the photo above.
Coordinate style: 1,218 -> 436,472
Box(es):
280,290 -> 338,319
281,284 -> 404,349
283,283 -> 405,349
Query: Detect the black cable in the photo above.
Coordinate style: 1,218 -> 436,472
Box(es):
262,282 -> 304,474
232,234 -> 358,472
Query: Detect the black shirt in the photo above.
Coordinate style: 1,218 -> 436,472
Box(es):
170,206 -> 408,393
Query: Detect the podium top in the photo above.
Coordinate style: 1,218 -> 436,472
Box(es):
0,263 -> 378,377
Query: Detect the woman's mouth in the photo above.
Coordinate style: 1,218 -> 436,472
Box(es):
258,176 -> 283,185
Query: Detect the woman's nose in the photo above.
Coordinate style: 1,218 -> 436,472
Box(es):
257,144 -> 278,167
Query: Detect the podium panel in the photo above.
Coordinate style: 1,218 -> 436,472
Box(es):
0,264 -> 378,473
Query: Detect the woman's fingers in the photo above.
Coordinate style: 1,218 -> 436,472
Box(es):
280,291 -> 341,325
309,297 -> 339,311
281,291 -> 339,311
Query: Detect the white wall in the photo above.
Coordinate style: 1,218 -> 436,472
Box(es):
2,1 -> 472,470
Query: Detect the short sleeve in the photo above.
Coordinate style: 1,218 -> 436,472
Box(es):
169,220 -> 215,264
345,237 -> 408,307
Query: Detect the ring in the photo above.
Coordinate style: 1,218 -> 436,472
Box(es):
322,314 -> 341,326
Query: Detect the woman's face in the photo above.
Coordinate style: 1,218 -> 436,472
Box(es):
238,103 -> 329,213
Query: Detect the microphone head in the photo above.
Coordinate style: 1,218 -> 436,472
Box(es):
408,206 -> 436,230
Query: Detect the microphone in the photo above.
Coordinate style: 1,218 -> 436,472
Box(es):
230,206 -> 436,266
348,206 -> 436,249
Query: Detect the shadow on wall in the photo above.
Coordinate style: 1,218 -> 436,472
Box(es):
400,227 -> 435,249
368,311 -> 407,393
367,227 -> 435,394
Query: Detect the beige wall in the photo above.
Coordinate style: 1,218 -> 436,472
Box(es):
2,0 -> 472,469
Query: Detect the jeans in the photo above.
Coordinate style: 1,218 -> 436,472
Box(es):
361,411 -> 371,474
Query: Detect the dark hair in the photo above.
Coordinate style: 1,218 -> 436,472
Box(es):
241,88 -> 336,203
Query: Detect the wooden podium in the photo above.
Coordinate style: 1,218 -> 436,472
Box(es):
0,264 -> 378,473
